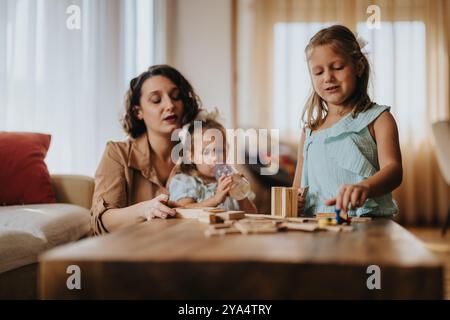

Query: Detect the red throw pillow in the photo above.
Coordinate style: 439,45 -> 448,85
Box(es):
0,132 -> 56,205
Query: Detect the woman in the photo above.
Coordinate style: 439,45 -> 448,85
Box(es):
90,65 -> 201,235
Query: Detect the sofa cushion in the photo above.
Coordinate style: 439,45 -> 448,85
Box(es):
0,204 -> 90,274
0,132 -> 56,205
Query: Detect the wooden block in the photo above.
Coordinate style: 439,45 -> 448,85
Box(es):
234,221 -> 281,234
281,188 -> 290,217
233,221 -> 250,234
210,221 -> 234,229
315,212 -> 337,219
216,210 -> 245,221
175,208 -> 204,219
351,217 -> 372,223
204,208 -> 226,213
290,188 -> 298,218
271,187 -> 283,217
287,217 -> 317,223
340,225 -> 354,232
321,225 -> 354,232
198,212 -> 224,224
204,226 -> 241,237
280,188 -> 298,218
320,225 -> 341,232
270,188 -> 276,216
245,213 -> 285,221
281,222 -> 319,232
176,207 -> 227,220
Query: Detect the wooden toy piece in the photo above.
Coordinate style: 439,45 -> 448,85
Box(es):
337,210 -> 352,225
318,217 -> 337,228
282,187 -> 298,218
281,222 -> 319,232
321,225 -> 353,232
176,208 -> 243,222
216,210 -> 245,221
288,217 -> 317,223
233,221 -> 250,235
351,217 -> 372,223
210,221 -> 234,229
315,212 -> 336,219
234,220 -> 281,234
245,213 -> 285,221
271,187 -> 283,217
204,226 -> 241,237
271,187 -> 298,218
175,207 -> 217,219
243,214 -> 316,224
281,188 -> 291,217
316,212 -> 354,224
198,212 -> 224,224
335,208 -> 342,224
204,208 -> 226,213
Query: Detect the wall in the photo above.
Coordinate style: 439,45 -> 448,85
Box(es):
167,0 -> 234,127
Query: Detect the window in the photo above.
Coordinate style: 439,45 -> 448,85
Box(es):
272,21 -> 426,140
1,0 -> 162,175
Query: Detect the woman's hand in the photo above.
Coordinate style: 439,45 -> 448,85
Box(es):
324,184 -> 370,213
138,194 -> 176,220
214,175 -> 233,204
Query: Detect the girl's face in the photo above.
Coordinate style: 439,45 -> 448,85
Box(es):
308,44 -> 358,109
136,75 -> 184,136
191,130 -> 226,179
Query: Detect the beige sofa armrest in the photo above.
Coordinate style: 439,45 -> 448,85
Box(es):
50,174 -> 94,209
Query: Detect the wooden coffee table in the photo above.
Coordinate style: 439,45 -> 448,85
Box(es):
38,218 -> 443,299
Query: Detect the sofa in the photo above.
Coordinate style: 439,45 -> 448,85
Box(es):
0,174 -> 94,299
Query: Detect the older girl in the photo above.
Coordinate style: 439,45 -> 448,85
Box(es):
294,25 -> 402,217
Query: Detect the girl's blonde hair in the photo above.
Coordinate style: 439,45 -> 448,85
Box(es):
303,25 -> 373,129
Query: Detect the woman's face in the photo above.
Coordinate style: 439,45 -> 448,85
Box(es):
136,75 -> 184,136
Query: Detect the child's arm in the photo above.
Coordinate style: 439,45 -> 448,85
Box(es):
172,175 -> 233,208
325,111 -> 403,213
293,128 -> 307,211
293,128 -> 306,188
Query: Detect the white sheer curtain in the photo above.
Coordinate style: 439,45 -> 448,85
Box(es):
0,0 -> 160,176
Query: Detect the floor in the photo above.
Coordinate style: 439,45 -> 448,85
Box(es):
407,227 -> 450,300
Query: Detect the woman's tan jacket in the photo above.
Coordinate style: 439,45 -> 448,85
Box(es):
90,133 -> 178,235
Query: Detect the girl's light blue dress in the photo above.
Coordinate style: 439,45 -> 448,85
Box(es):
301,104 -> 398,217
168,173 -> 240,211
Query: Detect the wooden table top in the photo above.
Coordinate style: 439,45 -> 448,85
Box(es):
39,218 -> 444,299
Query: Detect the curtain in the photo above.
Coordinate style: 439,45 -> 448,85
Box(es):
0,0 -> 158,176
237,0 -> 450,225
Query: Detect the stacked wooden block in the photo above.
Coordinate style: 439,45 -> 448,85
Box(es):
271,187 -> 298,218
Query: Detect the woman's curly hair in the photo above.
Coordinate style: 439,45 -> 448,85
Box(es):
121,64 -> 201,138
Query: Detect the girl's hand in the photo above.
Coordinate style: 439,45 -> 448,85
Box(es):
139,194 -> 177,220
324,184 -> 370,213
214,175 -> 233,204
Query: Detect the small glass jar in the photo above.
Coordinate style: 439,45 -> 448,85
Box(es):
213,164 -> 252,201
